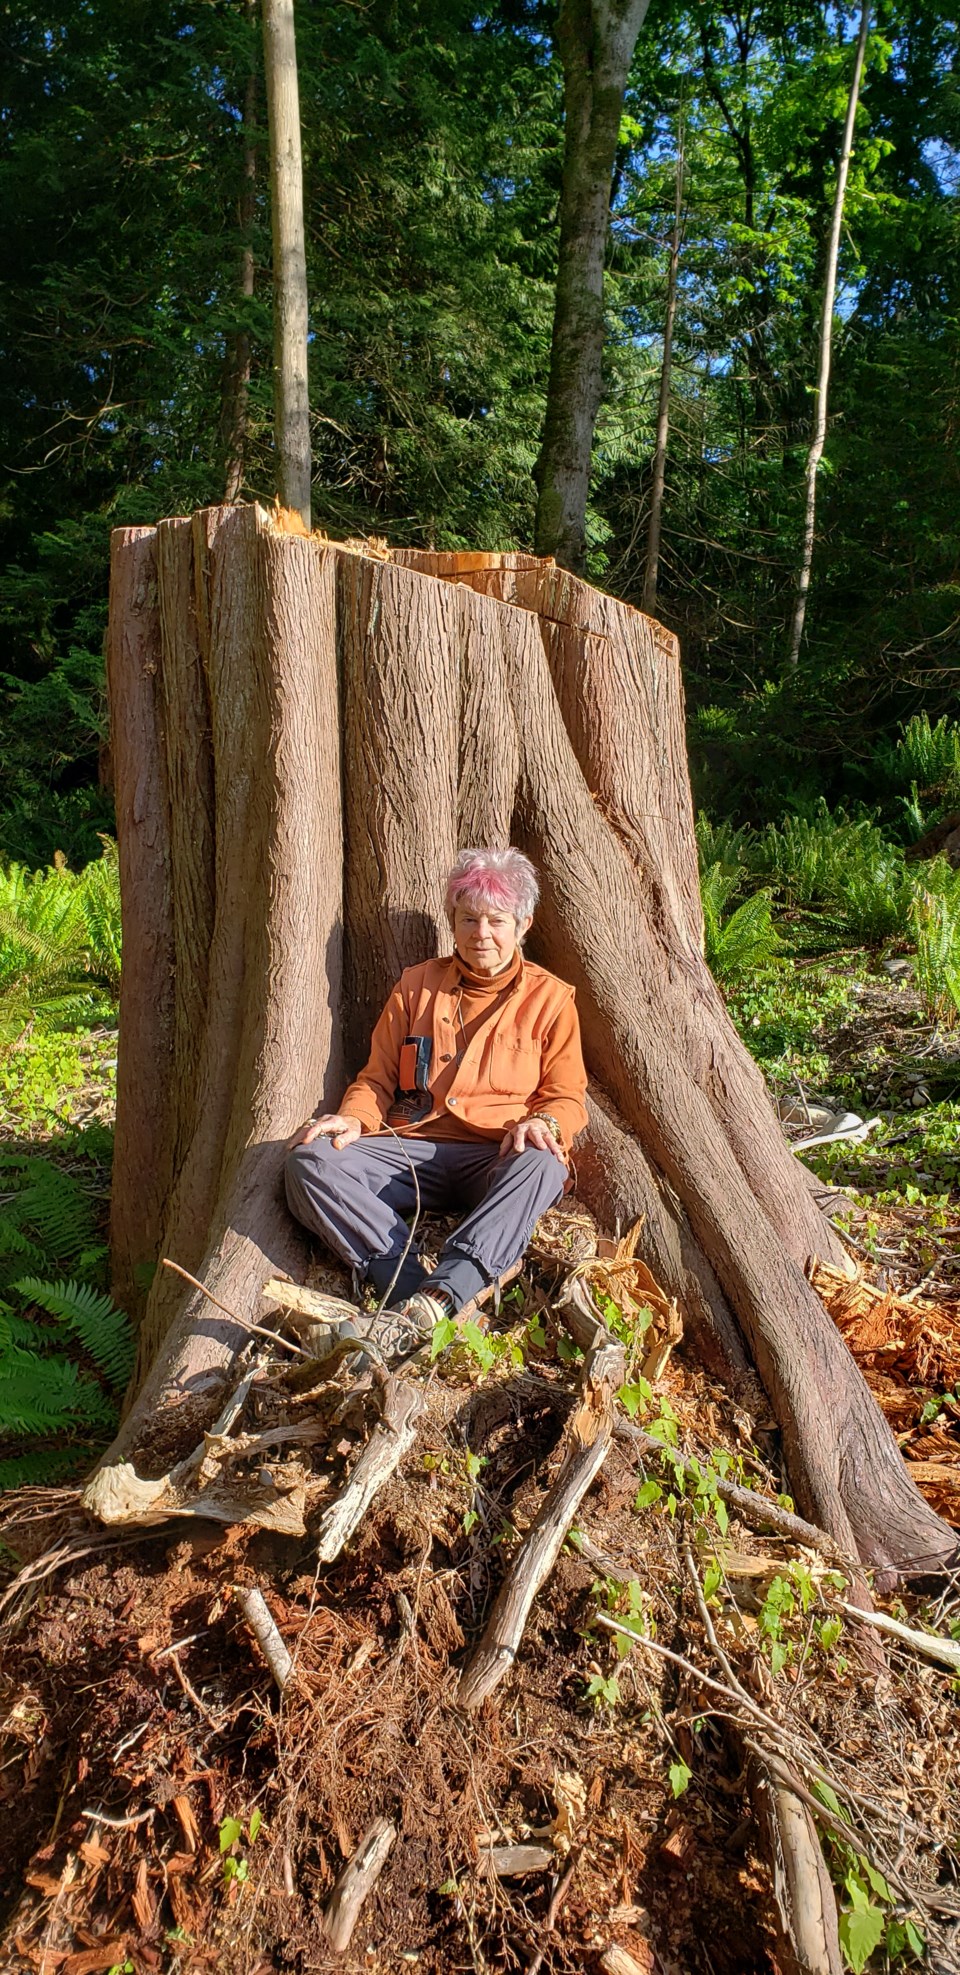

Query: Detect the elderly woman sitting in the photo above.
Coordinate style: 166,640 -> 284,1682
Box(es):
285,847 -> 588,1363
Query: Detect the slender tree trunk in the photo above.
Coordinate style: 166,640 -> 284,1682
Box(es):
221,0 -> 258,503
534,0 -> 651,572
262,0 -> 311,526
786,0 -> 870,669
85,506 -> 958,1583
642,129 -> 683,617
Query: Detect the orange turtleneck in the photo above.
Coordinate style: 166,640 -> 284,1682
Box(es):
409,947 -> 523,1139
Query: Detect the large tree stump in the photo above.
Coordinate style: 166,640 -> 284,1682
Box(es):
84,504 -> 957,1578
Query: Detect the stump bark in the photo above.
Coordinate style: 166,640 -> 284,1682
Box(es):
87,502 -> 957,1578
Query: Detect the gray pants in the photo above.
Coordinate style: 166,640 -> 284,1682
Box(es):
284,1135 -> 565,1309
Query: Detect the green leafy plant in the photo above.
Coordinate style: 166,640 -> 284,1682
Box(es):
910,858 -> 960,1028
0,1148 -> 129,1487
219,1808 -> 262,1887
701,864 -> 780,983
0,841 -> 121,1033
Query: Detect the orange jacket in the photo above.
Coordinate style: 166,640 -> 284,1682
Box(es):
340,956 -> 588,1154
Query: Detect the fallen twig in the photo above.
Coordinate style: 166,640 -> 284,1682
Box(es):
457,1290 -> 624,1710
234,1585 -> 293,1691
837,1597 -> 960,1673
163,1258 -> 311,1358
321,1817 -> 397,1951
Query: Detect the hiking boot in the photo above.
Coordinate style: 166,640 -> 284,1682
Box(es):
350,1288 -> 454,1367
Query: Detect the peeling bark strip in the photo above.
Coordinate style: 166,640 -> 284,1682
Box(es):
92,508 -> 958,1581
748,1754 -> 844,1975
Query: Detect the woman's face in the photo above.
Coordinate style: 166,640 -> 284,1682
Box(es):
453,901 -> 532,975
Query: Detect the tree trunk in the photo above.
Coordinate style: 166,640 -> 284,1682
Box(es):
262,0 -> 311,525
786,0 -> 870,669
641,130 -> 683,617
534,0 -> 651,572
220,0 -> 258,504
85,503 -> 958,1583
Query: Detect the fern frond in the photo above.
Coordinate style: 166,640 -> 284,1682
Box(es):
0,1356 -> 115,1433
13,1277 -> 135,1388
9,1163 -> 98,1267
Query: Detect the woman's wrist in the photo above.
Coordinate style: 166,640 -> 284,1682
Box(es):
527,1111 -> 563,1145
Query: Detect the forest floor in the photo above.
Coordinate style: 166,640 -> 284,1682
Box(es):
1,956 -> 959,1975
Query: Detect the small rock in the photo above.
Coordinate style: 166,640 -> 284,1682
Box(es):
911,1084 -> 930,1107
882,957 -> 914,980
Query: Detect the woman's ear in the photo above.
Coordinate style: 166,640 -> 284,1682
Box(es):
516,914 -> 533,944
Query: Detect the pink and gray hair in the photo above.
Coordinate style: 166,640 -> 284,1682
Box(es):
444,847 -> 539,927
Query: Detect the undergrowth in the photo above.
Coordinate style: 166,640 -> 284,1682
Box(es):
0,1135 -> 129,1486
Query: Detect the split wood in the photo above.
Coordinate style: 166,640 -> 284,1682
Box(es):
313,1368 -> 425,1565
321,1817 -> 397,1951
234,1586 -> 293,1691
457,1278 -> 624,1709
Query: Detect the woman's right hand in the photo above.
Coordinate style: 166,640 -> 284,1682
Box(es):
286,1112 -> 363,1152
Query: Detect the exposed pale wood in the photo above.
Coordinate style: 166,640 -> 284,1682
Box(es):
837,1598 -> 960,1673
262,1277 -> 359,1327
457,1324 -> 624,1709
235,1585 -> 294,1690
748,1753 -> 844,1975
313,1373 -> 426,1565
601,1949 -> 656,1975
481,1844 -> 554,1877
321,1818 -> 396,1951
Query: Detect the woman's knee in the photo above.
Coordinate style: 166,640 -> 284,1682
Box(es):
284,1136 -> 337,1211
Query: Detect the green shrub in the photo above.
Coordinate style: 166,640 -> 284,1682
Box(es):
875,713 -> 960,802
910,859 -> 960,1029
747,804 -> 912,945
701,864 -> 780,983
695,814 -> 755,887
0,839 -> 121,1035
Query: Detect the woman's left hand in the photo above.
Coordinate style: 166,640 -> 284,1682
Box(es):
499,1118 -> 567,1163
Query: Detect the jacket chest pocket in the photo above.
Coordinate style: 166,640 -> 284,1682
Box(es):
486,1033 -> 541,1098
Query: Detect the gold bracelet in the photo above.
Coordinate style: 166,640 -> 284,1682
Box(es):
527,1111 -> 563,1144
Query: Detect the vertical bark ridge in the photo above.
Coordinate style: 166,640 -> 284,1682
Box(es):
339,553 -> 460,1070
155,517 -> 216,1169
106,528 -> 177,1324
455,585 -> 521,849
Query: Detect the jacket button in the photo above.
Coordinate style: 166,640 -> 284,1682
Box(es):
440,1053 -> 452,1063
449,1097 -> 458,1106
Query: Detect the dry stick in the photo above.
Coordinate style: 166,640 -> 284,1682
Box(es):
321,1817 -> 397,1951
313,1370 -> 426,1565
836,1597 -> 960,1674
523,1849 -> 579,1975
162,1258 -> 311,1358
168,1648 -> 220,1728
457,1284 -> 624,1710
234,1586 -> 293,1691
747,1751 -> 844,1975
